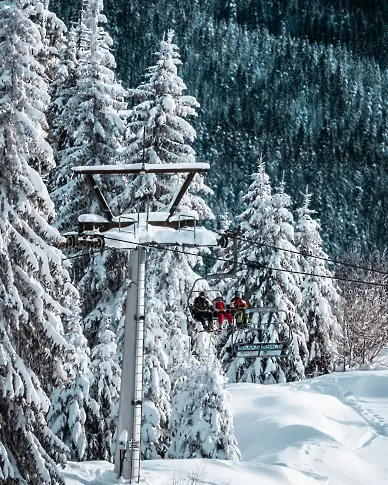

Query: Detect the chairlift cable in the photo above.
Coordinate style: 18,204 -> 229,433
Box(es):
103,237 -> 388,289
214,230 -> 388,277
62,249 -> 108,260
61,237 -> 388,289
59,234 -> 386,359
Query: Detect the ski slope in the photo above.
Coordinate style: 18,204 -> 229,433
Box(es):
62,370 -> 388,485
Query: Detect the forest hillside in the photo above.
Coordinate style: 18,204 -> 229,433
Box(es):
50,0 -> 388,254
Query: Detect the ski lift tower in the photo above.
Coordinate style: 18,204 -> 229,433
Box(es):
69,162 -> 218,483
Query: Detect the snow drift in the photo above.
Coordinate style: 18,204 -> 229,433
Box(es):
63,369 -> 388,484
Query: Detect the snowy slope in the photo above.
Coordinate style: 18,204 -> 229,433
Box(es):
62,370 -> 388,485
232,371 -> 388,485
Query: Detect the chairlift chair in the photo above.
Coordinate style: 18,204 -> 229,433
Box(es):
186,230 -> 239,334
229,307 -> 291,360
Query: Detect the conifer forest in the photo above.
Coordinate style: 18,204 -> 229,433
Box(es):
1,0 -> 388,483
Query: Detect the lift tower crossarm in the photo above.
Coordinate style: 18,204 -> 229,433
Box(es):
75,162 -> 210,224
73,162 -> 210,175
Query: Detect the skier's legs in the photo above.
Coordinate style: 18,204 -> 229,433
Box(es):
236,312 -> 243,327
206,311 -> 213,330
244,311 -> 249,325
193,311 -> 205,327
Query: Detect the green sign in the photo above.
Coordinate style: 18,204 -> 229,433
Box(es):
238,344 -> 262,352
260,343 -> 283,351
236,342 -> 283,358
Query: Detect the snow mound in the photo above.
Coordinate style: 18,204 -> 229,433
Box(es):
63,458 -> 319,485
63,370 -> 388,485
231,370 -> 388,485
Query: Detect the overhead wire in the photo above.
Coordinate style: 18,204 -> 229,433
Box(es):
62,230 -> 388,278
64,235 -> 388,289
213,230 -> 388,277
63,249 -> 108,260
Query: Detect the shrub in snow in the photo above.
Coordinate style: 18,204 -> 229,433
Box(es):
336,249 -> 388,369
167,362 -> 240,460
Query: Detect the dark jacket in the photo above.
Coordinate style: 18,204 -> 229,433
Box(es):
193,296 -> 212,312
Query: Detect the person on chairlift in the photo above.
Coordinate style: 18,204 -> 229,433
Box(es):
212,292 -> 233,330
230,291 -> 249,326
192,291 -> 213,330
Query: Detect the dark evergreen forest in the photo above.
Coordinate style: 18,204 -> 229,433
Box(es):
50,0 -> 388,254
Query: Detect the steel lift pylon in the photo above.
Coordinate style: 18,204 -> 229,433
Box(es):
63,162 -> 218,483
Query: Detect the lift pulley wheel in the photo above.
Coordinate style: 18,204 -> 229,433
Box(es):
57,234 -> 78,249
57,234 -> 105,250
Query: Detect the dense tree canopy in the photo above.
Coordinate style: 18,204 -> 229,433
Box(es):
49,0 -> 388,255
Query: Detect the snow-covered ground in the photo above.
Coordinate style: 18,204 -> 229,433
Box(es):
63,369 -> 388,485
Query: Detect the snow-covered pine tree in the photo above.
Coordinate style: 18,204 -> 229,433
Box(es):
87,312 -> 121,460
223,162 -> 307,384
140,245 -> 209,459
17,0 -> 94,464
116,29 -> 212,216
145,240 -> 235,460
116,30 -> 239,460
47,292 -> 92,461
295,188 -> 341,377
140,262 -> 173,459
219,160 -> 273,383
148,247 -> 241,461
29,0 -> 67,84
50,0 -> 127,233
165,256 -> 240,461
115,30 -> 193,458
48,0 -> 128,460
0,1 -> 80,481
47,24 -> 79,160
79,254 -> 129,460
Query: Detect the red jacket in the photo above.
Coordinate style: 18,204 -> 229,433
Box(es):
213,297 -> 226,312
231,297 -> 248,309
